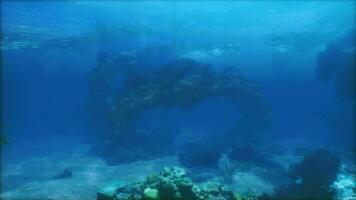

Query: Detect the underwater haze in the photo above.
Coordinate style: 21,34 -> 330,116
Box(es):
0,1 -> 355,200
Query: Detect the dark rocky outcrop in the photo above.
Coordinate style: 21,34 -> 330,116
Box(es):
88,53 -> 270,165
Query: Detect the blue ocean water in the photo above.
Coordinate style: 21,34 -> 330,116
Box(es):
0,1 -> 355,200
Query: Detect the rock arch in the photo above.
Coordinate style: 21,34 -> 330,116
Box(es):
88,52 -> 270,164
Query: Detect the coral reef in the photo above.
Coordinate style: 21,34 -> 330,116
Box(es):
97,167 -> 249,200
259,148 -> 341,200
314,29 -> 355,148
88,52 -> 270,164
315,28 -> 355,101
107,59 -> 268,135
332,164 -> 356,200
289,149 -> 340,188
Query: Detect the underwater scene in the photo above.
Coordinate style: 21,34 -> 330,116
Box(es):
0,1 -> 355,200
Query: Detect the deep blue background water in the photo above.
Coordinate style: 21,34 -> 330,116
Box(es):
1,1 -> 354,160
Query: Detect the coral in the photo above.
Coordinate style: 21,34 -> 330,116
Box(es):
97,167 -> 247,200
315,28 -> 355,101
88,52 -> 270,164
332,164 -> 356,200
98,182 -> 125,200
314,29 -> 354,147
259,148 -> 341,200
289,148 -> 340,188
143,188 -> 159,200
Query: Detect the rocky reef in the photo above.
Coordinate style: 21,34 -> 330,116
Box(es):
97,167 -> 251,200
314,28 -> 355,149
259,148 -> 341,200
88,51 -> 270,165
315,28 -> 355,101
106,59 -> 268,136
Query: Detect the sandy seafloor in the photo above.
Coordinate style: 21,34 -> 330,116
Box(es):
1,136 -> 355,200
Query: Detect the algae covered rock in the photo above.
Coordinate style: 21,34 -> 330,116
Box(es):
97,167 -> 244,200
